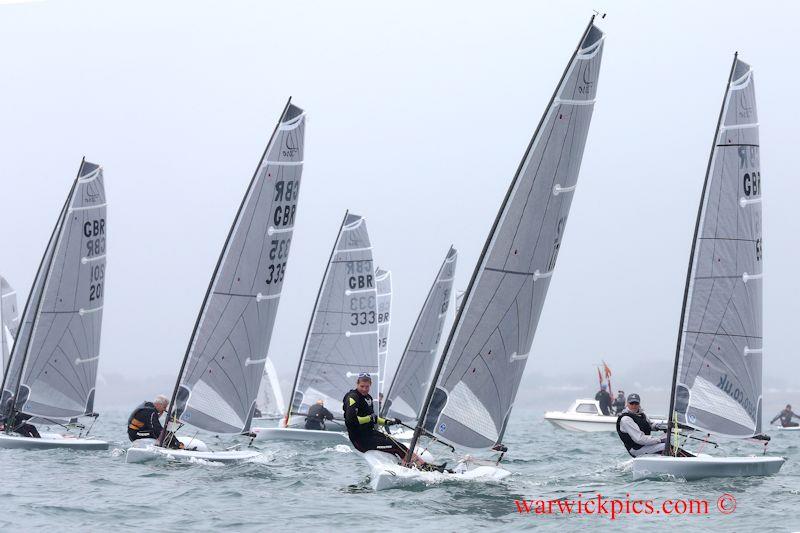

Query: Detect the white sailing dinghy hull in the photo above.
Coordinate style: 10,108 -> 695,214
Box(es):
0,432 -> 108,450
124,437 -> 260,464
631,455 -> 785,481
363,450 -> 511,491
544,412 -> 618,432
774,426 -> 800,432
253,427 -> 348,443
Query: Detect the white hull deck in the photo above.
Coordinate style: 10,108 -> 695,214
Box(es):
631,454 -> 785,481
0,432 -> 108,450
544,412 -> 619,432
362,450 -> 511,491
124,437 -> 260,464
253,427 -> 349,443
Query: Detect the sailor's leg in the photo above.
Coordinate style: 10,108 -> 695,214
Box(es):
372,432 -> 409,461
630,443 -> 666,457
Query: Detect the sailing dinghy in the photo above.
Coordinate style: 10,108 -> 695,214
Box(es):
0,160 -> 108,450
379,247 -> 457,442
256,212 -> 378,443
631,57 -> 784,480
1,276 -> 19,372
365,18 -> 605,490
126,100 -> 305,464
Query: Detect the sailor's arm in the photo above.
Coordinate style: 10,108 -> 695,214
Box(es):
322,407 -> 334,421
150,411 -> 164,436
620,417 -> 662,446
770,413 -> 781,423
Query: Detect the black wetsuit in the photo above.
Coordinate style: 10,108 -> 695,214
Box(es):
342,389 -> 407,460
771,409 -> 800,428
127,402 -> 164,441
305,404 -> 334,430
595,390 -> 612,415
0,397 -> 41,438
128,402 -> 184,449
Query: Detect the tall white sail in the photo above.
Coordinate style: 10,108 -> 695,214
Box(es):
375,268 -> 392,403
382,247 -> 456,423
415,21 -> 604,451
286,212 -> 378,426
14,161 -> 107,419
0,276 -> 18,372
669,57 -> 762,438
171,101 -> 306,434
256,358 -> 286,418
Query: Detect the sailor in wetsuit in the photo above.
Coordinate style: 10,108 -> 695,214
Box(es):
343,374 -> 449,472
616,393 -> 692,457
127,395 -> 182,449
771,404 -> 800,428
305,399 -> 334,430
0,395 -> 41,438
343,374 -> 404,456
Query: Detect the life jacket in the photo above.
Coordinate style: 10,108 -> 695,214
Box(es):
128,402 -> 157,435
616,411 -> 651,453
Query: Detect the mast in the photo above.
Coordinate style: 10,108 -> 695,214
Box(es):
283,211 -> 349,426
404,16 -> 597,464
664,54 -> 739,455
2,159 -> 83,428
380,245 -> 453,418
159,99 -> 293,445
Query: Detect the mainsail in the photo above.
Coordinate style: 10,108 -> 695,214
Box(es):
1,276 -> 18,372
167,101 -> 306,435
256,358 -> 286,418
375,268 -> 392,403
382,247 -> 456,423
12,161 -> 107,419
668,57 -> 762,438
412,20 -> 604,452
286,212 -> 378,425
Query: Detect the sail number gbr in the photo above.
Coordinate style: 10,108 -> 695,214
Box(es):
84,218 -> 106,301
273,179 -> 299,228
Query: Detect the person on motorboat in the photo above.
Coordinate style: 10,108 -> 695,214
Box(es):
595,384 -> 613,415
612,390 -> 626,414
616,393 -> 692,457
305,399 -> 334,430
343,373 -> 445,472
770,405 -> 800,428
127,395 -> 182,449
0,395 -> 41,438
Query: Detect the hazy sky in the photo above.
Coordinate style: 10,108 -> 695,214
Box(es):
0,1 -> 797,413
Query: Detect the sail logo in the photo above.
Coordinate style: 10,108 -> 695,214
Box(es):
716,373 -> 756,419
577,64 -> 594,95
439,423 -> 447,433
737,97 -> 754,120
282,133 -> 299,158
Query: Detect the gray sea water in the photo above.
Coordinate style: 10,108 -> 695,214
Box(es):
0,408 -> 797,532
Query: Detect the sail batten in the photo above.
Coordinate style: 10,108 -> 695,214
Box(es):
411,20 -> 604,453
171,101 -> 305,435
382,247 -> 457,423
669,57 -> 762,438
287,212 -> 378,426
